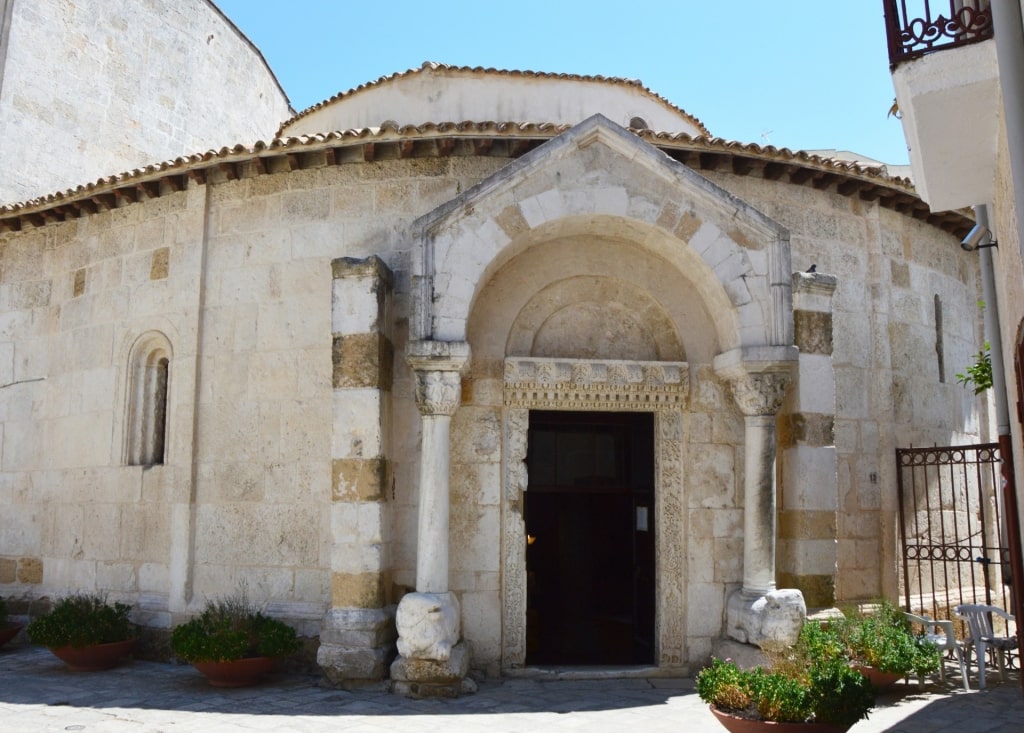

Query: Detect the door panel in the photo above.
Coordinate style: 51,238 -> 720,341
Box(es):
525,411 -> 654,665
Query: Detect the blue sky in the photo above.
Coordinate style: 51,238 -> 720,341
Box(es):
214,1 -> 910,165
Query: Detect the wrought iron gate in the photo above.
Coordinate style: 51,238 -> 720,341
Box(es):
896,444 -> 1016,646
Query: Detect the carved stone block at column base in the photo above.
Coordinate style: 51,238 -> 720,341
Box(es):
317,607 -> 396,687
390,642 -> 475,698
725,588 -> 806,648
711,638 -> 768,670
395,591 -> 460,660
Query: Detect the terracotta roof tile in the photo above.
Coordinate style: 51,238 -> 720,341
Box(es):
1,121 -> 965,236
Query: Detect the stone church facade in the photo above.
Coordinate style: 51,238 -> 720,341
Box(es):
0,1 -> 990,690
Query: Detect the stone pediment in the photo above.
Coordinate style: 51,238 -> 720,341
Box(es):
411,114 -> 793,355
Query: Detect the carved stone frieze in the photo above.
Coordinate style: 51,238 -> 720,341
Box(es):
503,358 -> 689,411
500,359 -> 687,670
655,409 -> 685,666
503,409 -> 528,503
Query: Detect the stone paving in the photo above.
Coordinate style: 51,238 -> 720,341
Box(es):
1,643 -> 1022,732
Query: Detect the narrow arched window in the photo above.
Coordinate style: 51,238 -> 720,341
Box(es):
126,333 -> 172,466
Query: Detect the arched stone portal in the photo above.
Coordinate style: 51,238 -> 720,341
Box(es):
396,115 -> 800,687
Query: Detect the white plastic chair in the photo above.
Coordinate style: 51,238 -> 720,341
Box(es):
954,604 -> 1018,689
904,611 -> 969,690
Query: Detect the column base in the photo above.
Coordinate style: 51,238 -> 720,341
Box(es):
395,591 -> 461,660
390,642 -> 475,698
725,588 -> 806,648
711,638 -> 768,669
317,606 -> 396,688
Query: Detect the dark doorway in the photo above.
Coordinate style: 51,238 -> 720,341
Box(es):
525,410 -> 655,665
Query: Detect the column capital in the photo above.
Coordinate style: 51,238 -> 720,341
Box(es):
407,341 -> 470,417
714,346 -> 797,417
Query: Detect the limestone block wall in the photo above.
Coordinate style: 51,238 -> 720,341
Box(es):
683,366 -> 746,662
0,155 -> 506,628
0,187 -> 206,624
0,0 -> 291,205
704,172 -> 987,603
779,272 -> 838,607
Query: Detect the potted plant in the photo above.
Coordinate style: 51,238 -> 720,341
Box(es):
697,622 -> 874,732
26,593 -> 136,670
833,601 -> 941,689
0,596 -> 24,649
171,591 -> 300,687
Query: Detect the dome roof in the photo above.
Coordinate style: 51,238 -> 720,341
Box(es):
279,62 -> 710,138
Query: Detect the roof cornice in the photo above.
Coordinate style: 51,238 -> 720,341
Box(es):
0,122 -> 971,237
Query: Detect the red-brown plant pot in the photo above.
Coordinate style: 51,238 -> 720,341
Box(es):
851,664 -> 904,691
709,706 -> 853,733
48,638 -> 136,671
192,656 -> 276,687
0,623 -> 23,649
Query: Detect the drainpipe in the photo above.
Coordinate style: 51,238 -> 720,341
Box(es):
976,206 -> 1020,620
989,1 -> 1024,696
976,206 -> 1010,438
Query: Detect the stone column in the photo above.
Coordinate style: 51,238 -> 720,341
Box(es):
318,256 -> 396,688
779,272 -> 838,608
391,340 -> 473,697
714,346 -> 806,647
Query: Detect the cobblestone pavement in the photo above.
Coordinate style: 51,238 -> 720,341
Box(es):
2,644 -> 1022,732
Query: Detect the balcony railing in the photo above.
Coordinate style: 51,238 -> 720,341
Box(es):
884,0 -> 993,66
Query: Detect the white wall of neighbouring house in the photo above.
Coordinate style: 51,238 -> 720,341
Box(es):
0,0 -> 291,206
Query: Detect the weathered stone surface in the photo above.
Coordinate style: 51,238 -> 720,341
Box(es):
395,592 -> 460,661
778,510 -> 836,540
391,642 -> 472,697
332,458 -> 388,502
321,607 -> 394,642
710,638 -> 768,670
0,558 -> 16,584
73,269 -> 86,297
16,557 -> 43,584
726,589 -> 806,648
150,248 -> 169,280
794,310 -> 833,355
318,645 -> 391,684
778,572 -> 835,608
332,333 -> 393,390
777,413 -> 835,449
331,571 -> 389,609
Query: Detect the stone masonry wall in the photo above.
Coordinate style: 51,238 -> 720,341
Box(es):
0,187 -> 207,625
0,155 -> 506,635
0,144 -> 985,672
705,172 -> 987,603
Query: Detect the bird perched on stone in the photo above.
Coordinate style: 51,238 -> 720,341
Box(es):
806,264 -> 817,273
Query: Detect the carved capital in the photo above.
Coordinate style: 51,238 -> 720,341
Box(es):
413,370 -> 462,416
406,340 -> 470,417
713,347 -> 797,417
727,371 -> 792,416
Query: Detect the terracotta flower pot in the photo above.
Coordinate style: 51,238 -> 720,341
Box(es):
709,706 -> 852,733
851,664 -> 904,691
192,656 -> 276,687
0,623 -> 24,649
48,638 -> 136,671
